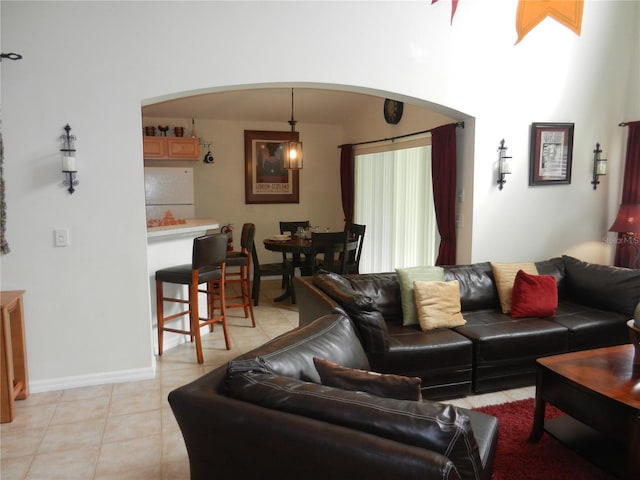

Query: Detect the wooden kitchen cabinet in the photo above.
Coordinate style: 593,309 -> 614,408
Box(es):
143,137 -> 165,159
143,136 -> 200,160
166,138 -> 200,159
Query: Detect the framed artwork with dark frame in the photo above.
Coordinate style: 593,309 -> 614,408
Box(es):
529,123 -> 574,186
244,130 -> 300,204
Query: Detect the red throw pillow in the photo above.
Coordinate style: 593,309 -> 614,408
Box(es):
313,357 -> 422,401
511,269 -> 558,318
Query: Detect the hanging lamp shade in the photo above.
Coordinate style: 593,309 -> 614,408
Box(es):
609,204 -> 640,233
283,140 -> 303,169
284,88 -> 303,170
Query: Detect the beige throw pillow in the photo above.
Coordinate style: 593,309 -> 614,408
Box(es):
491,262 -> 538,313
413,280 -> 466,331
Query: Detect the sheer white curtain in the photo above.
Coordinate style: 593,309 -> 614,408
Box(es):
354,145 -> 438,273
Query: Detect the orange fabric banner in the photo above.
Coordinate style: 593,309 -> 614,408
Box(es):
515,0 -> 584,44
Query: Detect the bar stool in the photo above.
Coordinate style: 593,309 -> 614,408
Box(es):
224,223 -> 256,327
155,233 -> 230,364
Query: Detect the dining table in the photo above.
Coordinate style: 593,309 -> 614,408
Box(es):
262,237 -> 312,276
263,235 -> 357,301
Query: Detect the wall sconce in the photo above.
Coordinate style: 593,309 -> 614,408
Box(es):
591,142 -> 607,190
497,139 -> 512,190
609,203 -> 640,269
60,124 -> 78,194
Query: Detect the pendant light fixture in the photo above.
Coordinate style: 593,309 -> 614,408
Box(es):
283,88 -> 303,170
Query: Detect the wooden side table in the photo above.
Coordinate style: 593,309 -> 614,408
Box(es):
1,290 -> 29,423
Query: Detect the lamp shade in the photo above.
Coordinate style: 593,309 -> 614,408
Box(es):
609,204 -> 640,233
283,141 -> 303,169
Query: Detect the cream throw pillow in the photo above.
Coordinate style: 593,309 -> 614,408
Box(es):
413,280 -> 466,331
491,262 -> 538,314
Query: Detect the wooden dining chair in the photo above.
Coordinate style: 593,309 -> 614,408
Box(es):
310,231 -> 349,274
279,220 -> 310,237
344,223 -> 366,274
251,247 -> 296,305
155,233 -> 230,364
279,220 -> 310,282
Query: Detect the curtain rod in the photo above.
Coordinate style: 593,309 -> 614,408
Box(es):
337,121 -> 465,149
619,122 -> 628,127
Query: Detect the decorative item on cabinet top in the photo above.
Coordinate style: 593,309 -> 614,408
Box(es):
143,136 -> 200,160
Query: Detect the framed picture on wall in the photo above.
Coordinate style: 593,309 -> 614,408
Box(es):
244,130 -> 300,204
529,123 -> 574,186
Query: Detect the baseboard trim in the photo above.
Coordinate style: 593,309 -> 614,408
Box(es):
29,364 -> 157,394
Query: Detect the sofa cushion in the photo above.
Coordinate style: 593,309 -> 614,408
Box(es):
511,270 -> 558,318
455,313 -> 568,393
562,255 -> 640,317
312,271 -> 390,355
373,325 -> 473,400
313,357 -> 422,401
227,372 -> 483,480
414,280 -> 466,330
227,313 -> 370,383
550,300 -> 629,350
444,263 -> 500,311
490,262 -> 538,314
396,266 -> 445,326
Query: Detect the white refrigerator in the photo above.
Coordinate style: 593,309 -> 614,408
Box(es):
144,167 -> 195,225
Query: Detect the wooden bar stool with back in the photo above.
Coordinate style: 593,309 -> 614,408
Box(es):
155,233 -> 230,364
224,223 -> 256,327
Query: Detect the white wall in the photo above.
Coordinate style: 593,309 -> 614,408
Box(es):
1,1 -> 638,392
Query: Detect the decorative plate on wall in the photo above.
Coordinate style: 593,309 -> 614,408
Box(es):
383,99 -> 404,125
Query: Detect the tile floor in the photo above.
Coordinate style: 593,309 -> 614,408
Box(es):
1,280 -> 534,480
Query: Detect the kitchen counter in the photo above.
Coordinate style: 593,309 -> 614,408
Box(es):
147,219 -> 220,239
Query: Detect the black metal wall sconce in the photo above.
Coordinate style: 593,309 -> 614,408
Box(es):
497,139 -> 512,190
60,124 -> 78,194
591,142 -> 607,190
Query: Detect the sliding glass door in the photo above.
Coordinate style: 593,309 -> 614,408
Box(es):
354,145 -> 438,273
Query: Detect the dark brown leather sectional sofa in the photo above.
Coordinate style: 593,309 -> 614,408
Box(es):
295,256 -> 640,400
169,314 -> 498,480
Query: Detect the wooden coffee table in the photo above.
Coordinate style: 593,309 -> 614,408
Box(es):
528,345 -> 640,479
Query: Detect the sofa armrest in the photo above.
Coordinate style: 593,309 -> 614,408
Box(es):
169,367 -> 462,480
562,255 -> 640,316
295,276 -> 340,325
227,372 -> 484,480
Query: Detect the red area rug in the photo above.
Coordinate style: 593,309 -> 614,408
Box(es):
475,399 -> 615,480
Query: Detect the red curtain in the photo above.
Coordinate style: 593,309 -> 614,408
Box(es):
614,120 -> 640,267
431,123 -> 458,266
340,144 -> 354,230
